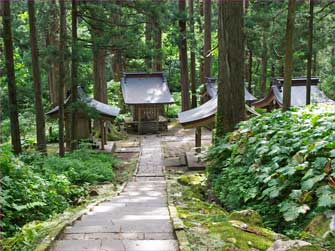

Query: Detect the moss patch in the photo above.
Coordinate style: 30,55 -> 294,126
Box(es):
168,171 -> 281,250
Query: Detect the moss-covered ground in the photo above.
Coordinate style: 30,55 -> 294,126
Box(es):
167,171 -> 326,251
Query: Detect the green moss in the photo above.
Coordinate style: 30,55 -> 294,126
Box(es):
288,245 -> 326,251
305,214 -> 331,239
229,209 -> 263,226
169,172 -> 280,250
177,173 -> 205,186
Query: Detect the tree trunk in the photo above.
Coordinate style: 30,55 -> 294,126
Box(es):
216,0 -> 245,138
93,48 -> 107,103
70,0 -> 78,151
112,50 -> 122,82
198,0 -> 204,86
312,51 -> 317,75
203,0 -> 212,80
189,0 -> 197,109
248,48 -> 253,93
179,0 -> 190,111
306,0 -> 314,105
2,1 -> 22,154
260,31 -> 268,97
28,0 -> 47,154
189,0 -> 201,151
58,0 -> 66,157
145,17 -> 153,70
46,0 -> 59,107
282,0 -> 296,111
153,22 -> 162,72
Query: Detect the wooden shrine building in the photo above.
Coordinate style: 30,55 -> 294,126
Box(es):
46,86 -> 120,148
121,72 -> 174,134
252,77 -> 333,110
179,77 -> 258,129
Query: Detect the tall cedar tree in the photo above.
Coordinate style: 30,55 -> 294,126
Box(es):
203,0 -> 212,80
189,0 -> 197,108
216,0 -> 245,137
260,31 -> 268,96
179,0 -> 190,111
70,0 -> 78,151
46,0 -> 59,107
58,0 -> 66,157
306,0 -> 313,104
282,0 -> 296,111
153,21 -> 162,71
2,1 -> 22,154
145,16 -> 153,70
28,0 -> 47,153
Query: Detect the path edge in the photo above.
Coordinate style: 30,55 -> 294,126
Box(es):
166,174 -> 191,251
36,147 -> 141,251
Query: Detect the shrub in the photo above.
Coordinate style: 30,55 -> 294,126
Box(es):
207,104 -> 334,234
0,144 -> 118,238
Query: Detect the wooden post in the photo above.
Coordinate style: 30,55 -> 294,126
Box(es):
195,127 -> 201,153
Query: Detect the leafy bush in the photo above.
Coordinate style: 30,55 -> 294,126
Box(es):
0,144 -> 118,238
207,105 -> 334,234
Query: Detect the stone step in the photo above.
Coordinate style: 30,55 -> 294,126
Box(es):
63,232 -> 175,241
86,206 -> 169,217
52,239 -> 178,251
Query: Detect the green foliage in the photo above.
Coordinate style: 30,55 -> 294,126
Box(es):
166,92 -> 181,118
0,144 -> 118,238
207,105 -> 334,236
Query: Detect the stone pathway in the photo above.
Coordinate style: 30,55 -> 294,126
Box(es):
52,135 -> 178,251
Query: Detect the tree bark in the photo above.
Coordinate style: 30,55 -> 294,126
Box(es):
189,0 -> 201,151
260,31 -> 268,97
93,48 -> 107,103
153,22 -> 162,71
216,0 -> 245,138
203,0 -> 212,80
2,1 -> 22,154
28,0 -> 47,154
282,0 -> 296,111
58,0 -> 66,157
179,0 -> 190,111
70,0 -> 78,151
306,0 -> 314,105
189,0 -> 197,109
46,0 -> 59,107
247,48 -> 253,93
145,17 -> 153,70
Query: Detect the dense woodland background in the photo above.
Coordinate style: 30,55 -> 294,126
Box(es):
0,0 -> 334,146
0,1 -> 334,250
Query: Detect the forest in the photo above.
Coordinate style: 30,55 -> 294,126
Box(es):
0,0 -> 334,251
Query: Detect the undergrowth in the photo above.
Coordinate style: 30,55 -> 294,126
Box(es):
0,144 -> 118,238
207,104 -> 334,242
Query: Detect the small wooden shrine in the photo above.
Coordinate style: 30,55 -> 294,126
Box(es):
121,72 -> 174,134
252,77 -> 333,111
46,86 -> 120,148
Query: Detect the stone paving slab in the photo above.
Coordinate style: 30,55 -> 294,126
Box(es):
64,225 -> 121,234
51,240 -> 101,250
123,240 -> 178,251
86,207 -> 169,217
52,135 -> 178,251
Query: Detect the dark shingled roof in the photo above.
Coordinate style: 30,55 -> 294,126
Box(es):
179,78 -> 259,128
46,86 -> 120,118
178,97 -> 217,128
205,78 -> 257,102
121,72 -> 174,105
253,79 -> 333,108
